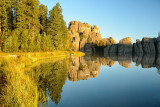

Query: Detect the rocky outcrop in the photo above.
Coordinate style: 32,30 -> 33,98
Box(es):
104,37 -> 132,55
142,38 -> 156,54
155,36 -> 160,54
118,37 -> 132,54
68,21 -> 101,52
133,39 -> 143,56
104,34 -> 160,56
102,37 -> 116,46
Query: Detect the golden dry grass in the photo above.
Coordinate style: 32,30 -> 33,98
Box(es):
0,51 -> 85,106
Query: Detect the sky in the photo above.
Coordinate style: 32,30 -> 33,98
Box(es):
39,0 -> 160,43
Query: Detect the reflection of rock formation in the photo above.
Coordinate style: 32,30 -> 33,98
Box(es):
68,56 -> 101,81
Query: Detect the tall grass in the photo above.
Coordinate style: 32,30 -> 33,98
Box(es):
0,51 -> 85,106
0,57 -> 38,106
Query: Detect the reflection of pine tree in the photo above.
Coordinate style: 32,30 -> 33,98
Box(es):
29,60 -> 68,105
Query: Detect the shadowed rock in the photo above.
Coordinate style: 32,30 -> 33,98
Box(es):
142,38 -> 156,54
133,39 -> 143,56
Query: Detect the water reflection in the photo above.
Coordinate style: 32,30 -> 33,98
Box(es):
1,54 -> 160,106
28,60 -> 68,106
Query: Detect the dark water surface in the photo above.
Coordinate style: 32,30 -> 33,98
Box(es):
31,54 -> 160,107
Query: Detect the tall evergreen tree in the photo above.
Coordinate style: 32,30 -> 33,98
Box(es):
39,4 -> 48,34
15,0 -> 27,31
0,0 -> 13,34
15,0 -> 40,36
48,3 -> 69,50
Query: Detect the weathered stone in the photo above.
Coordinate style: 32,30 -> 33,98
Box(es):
133,39 -> 143,56
118,44 -> 132,54
109,44 -> 118,53
84,43 -> 92,54
118,37 -> 132,54
68,21 -> 102,52
104,46 -> 110,55
102,37 -> 116,46
142,38 -> 156,54
155,36 -> 160,54
119,37 -> 132,45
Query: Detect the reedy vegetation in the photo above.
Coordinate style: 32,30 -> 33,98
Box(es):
0,51 -> 84,106
0,0 -> 71,53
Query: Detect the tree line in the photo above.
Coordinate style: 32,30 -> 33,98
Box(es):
0,0 -> 71,53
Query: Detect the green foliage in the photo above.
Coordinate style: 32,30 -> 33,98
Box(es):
41,33 -> 54,51
80,34 -> 86,41
29,60 -> 68,105
20,30 -> 29,52
3,30 -> 20,53
34,34 -> 41,52
39,4 -> 48,34
48,3 -> 69,50
87,36 -> 92,43
0,1 -> 71,53
99,40 -> 104,47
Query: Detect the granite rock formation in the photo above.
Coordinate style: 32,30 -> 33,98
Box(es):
133,39 -> 143,56
118,37 -> 132,54
68,21 -> 116,54
104,37 -> 132,55
141,38 -> 156,54
104,34 -> 160,56
69,21 -> 101,52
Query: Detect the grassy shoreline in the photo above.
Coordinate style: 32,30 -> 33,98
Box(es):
0,51 -> 85,106
0,51 -> 85,69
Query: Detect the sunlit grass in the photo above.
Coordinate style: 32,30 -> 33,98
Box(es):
0,51 -> 85,106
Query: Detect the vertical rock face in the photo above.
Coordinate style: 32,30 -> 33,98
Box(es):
109,44 -> 118,53
142,38 -> 156,54
155,36 -> 160,54
133,39 -> 143,56
68,21 -> 101,52
118,37 -> 132,54
104,37 -> 132,55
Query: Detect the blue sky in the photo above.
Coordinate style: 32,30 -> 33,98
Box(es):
39,0 -> 160,43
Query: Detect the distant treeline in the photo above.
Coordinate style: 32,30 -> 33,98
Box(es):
0,0 -> 71,53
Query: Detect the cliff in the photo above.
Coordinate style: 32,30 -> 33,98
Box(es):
104,35 -> 160,56
68,21 -> 116,53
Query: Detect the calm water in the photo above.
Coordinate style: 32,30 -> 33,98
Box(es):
29,54 -> 160,107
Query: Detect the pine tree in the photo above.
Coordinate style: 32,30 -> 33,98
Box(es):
15,0 -> 27,31
25,0 -> 40,37
34,34 -> 41,52
48,3 -> 69,50
39,4 -> 48,34
15,0 -> 40,36
0,0 -> 13,33
20,29 -> 29,52
41,32 -> 54,51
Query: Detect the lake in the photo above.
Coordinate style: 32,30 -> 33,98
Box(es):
28,54 -> 160,107
1,54 -> 160,107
